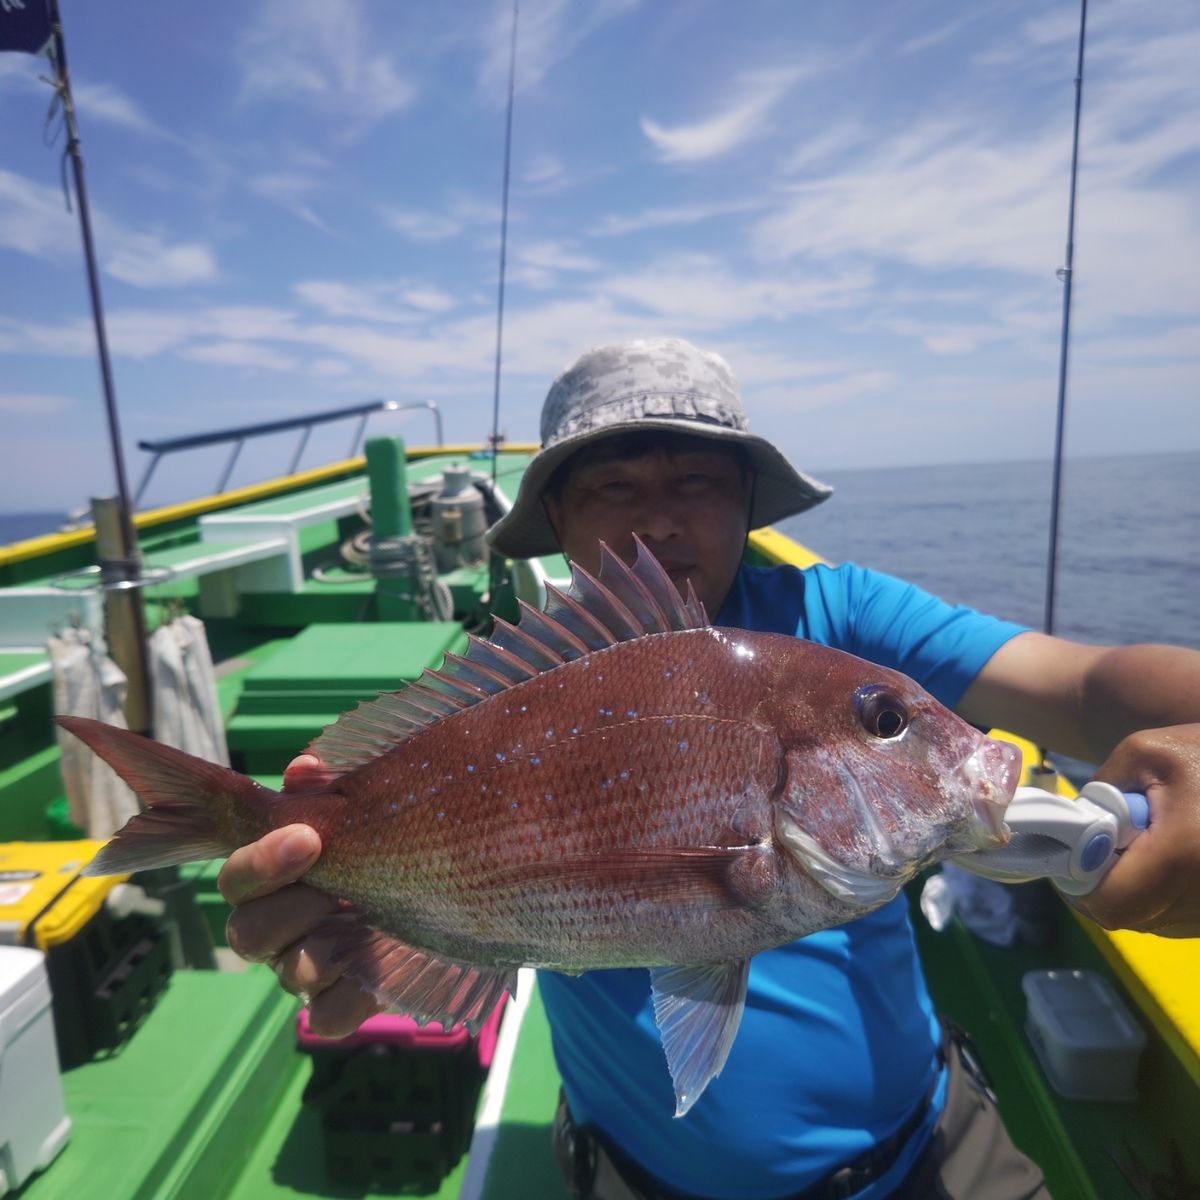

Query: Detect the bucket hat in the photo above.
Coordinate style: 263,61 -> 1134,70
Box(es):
486,336 -> 832,559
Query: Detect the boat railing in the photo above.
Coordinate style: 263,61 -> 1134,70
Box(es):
133,399 -> 444,508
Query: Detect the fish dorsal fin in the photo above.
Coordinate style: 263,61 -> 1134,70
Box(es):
306,536 -> 708,771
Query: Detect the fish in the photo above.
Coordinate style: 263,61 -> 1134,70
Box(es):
58,536 -> 1021,1116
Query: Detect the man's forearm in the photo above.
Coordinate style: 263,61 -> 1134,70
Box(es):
1080,643 -> 1200,763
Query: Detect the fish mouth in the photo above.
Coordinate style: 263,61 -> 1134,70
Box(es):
955,736 -> 1022,848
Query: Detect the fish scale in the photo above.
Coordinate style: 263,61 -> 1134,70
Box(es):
58,536 -> 1020,1116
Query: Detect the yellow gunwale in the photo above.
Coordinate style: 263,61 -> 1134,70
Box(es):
0,443 -> 540,569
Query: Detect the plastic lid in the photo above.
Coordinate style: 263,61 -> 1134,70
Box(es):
1022,968 -> 1146,1051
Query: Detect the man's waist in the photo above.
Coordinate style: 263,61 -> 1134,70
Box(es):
558,1064 -> 944,1200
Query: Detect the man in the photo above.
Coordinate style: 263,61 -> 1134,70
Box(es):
221,338 -> 1200,1199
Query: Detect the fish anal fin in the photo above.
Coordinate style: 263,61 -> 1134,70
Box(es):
314,913 -> 515,1032
650,959 -> 750,1118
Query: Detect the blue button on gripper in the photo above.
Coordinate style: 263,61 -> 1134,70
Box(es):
1081,832 -> 1113,873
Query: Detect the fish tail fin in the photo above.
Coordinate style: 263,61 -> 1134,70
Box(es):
56,715 -> 275,876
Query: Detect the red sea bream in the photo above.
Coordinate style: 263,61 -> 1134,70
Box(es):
60,538 -> 1020,1115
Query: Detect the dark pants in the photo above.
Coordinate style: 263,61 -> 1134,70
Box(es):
553,1035 -> 1049,1200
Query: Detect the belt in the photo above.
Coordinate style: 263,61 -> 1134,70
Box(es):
561,1067 -> 940,1200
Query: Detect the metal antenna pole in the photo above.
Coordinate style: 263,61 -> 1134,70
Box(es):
48,0 -> 152,731
490,0 -> 519,489
1043,0 -> 1088,637
49,0 -> 137,539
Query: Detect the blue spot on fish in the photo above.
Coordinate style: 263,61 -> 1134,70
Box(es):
467,763 -> 476,773
619,770 -> 630,781
530,754 -> 541,766
678,740 -> 689,751
626,709 -> 638,718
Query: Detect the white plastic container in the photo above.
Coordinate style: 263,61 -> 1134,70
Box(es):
0,946 -> 72,1195
1022,968 -> 1146,1101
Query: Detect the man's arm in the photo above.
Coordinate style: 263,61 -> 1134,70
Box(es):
958,632 -> 1200,936
956,632 -> 1200,763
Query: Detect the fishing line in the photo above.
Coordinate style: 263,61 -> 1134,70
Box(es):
489,0 -> 520,492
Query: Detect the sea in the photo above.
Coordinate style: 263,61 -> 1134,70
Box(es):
2,450 -> 1196,650
779,450 -> 1199,651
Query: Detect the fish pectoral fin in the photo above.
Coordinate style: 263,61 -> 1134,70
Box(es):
649,959 -> 750,1119
498,846 -> 754,907
315,912 -> 514,1033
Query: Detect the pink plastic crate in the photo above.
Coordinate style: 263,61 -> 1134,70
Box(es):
296,1000 -> 504,1068
295,1000 -> 506,1189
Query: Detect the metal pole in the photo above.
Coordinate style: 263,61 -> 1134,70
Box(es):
1043,0 -> 1088,638
92,498 -> 152,734
489,0 -> 519,489
49,0 -> 137,536
48,1 -> 152,729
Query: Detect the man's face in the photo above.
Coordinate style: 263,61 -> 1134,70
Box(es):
542,439 -> 752,617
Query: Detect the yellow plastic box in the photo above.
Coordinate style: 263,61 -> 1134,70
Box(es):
0,842 -> 171,1067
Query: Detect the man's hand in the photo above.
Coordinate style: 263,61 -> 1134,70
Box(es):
217,756 -> 381,1037
1068,723 -> 1200,937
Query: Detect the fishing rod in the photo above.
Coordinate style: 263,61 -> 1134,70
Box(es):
489,0 -> 520,490
1043,0 -> 1088,639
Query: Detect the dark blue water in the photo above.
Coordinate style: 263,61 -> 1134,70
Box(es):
780,452 -> 1199,650
0,511 -> 68,544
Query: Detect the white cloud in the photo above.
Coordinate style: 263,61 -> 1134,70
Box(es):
641,66 -> 805,163
247,173 -> 331,231
236,0 -> 415,131
293,279 -> 455,322
379,207 -> 462,241
477,0 -> 640,100
895,13 -> 979,57
311,357 -> 351,377
180,342 -> 299,371
71,82 -> 169,140
589,199 -> 763,237
520,152 -> 571,195
599,253 -> 874,326
0,392 -> 72,415
104,234 -> 218,288
0,169 -> 75,259
0,168 -> 220,289
509,240 -> 602,289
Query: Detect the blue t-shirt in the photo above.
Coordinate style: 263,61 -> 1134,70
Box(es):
539,562 -> 1028,1200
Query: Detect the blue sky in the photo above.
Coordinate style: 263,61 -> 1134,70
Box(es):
1,0 -> 1197,513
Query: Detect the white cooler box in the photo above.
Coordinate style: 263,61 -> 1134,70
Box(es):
0,946 -> 72,1195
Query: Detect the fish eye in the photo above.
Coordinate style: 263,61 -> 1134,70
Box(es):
856,686 -> 909,739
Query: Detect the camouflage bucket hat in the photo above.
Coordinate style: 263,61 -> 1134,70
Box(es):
486,336 -> 832,559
